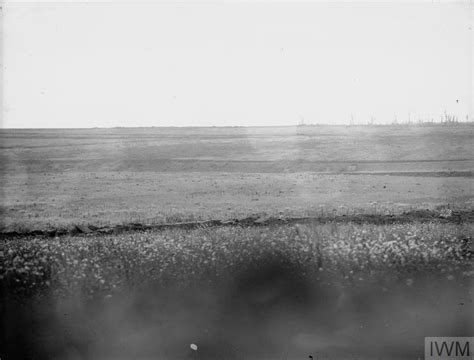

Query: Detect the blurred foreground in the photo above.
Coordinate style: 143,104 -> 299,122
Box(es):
2,222 -> 473,359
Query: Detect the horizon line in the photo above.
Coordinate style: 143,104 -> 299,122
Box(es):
2,120 -> 474,131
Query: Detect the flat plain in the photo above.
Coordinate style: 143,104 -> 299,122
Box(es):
1,124 -> 473,360
1,124 -> 473,231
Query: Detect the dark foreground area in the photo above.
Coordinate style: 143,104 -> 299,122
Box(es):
3,272 -> 472,360
1,222 -> 473,359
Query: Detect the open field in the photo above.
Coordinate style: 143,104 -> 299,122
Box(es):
1,124 -> 473,359
1,124 -> 473,231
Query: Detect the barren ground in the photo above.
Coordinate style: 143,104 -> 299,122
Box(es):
1,124 -> 473,231
1,124 -> 474,360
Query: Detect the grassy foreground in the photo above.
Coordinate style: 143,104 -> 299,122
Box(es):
2,222 -> 473,297
2,222 -> 473,359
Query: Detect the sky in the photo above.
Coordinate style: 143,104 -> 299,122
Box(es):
1,0 -> 473,128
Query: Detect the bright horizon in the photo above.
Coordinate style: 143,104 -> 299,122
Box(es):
2,1 -> 473,128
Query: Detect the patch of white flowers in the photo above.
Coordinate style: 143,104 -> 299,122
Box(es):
1,222 -> 472,298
